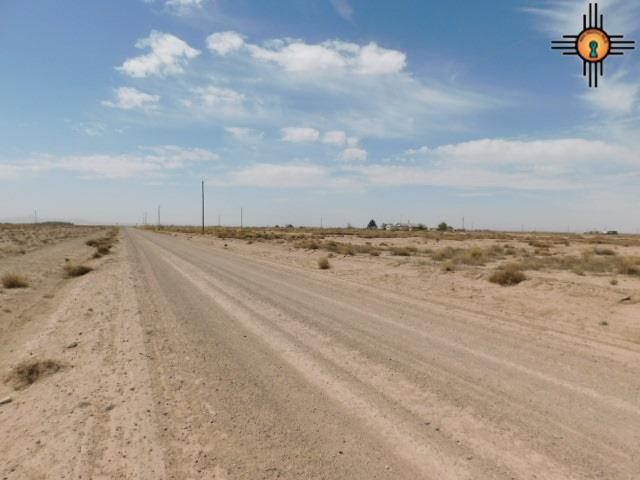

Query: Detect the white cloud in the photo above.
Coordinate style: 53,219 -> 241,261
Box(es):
226,163 -> 329,188
245,38 -> 405,75
193,85 -> 245,106
580,71 -> 640,115
206,31 -> 245,56
166,0 -> 204,7
111,31 -> 488,139
427,138 -> 636,168
354,43 -> 406,75
405,145 -> 430,156
322,130 -> 347,145
355,138 -> 639,190
339,147 -> 367,162
118,31 -> 200,78
73,122 -> 107,137
281,127 -> 320,143
330,0 -> 354,21
7,146 -> 218,180
144,0 -> 206,16
224,127 -> 264,141
102,87 -> 160,110
526,0 -> 640,36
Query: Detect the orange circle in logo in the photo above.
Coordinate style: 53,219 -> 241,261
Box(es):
577,28 -> 610,62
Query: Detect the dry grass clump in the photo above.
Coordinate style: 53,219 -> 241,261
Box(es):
317,256 -> 331,270
389,246 -> 415,257
594,246 -> 616,256
64,264 -> 93,277
87,229 -> 119,257
429,245 -> 505,267
617,257 -> 640,276
528,240 -> 552,249
441,261 -> 456,272
507,251 -> 640,278
6,359 -> 63,390
1,273 -> 29,289
489,264 -> 527,286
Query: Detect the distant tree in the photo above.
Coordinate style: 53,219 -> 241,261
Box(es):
437,222 -> 449,232
415,223 -> 427,230
367,219 -> 378,229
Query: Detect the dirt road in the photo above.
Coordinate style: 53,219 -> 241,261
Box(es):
3,228 -> 640,479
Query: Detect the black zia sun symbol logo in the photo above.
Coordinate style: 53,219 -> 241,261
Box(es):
551,2 -> 635,88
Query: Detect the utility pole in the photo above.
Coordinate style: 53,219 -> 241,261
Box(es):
34,209 -> 38,224
462,216 -> 465,230
158,205 -> 161,227
240,207 -> 243,229
218,214 -> 221,227
201,179 -> 205,234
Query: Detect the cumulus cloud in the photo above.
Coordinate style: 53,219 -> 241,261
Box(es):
206,31 -> 405,76
339,147 -> 368,162
206,31 -> 245,55
110,30 -> 487,139
281,127 -> 320,143
118,31 -> 200,78
102,87 -> 160,110
246,38 -> 406,75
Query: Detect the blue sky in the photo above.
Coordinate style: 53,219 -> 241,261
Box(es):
1,0 -> 639,230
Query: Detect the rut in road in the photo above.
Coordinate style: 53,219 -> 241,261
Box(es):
128,229 -> 640,480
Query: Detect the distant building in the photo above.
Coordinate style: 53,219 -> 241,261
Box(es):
381,222 -> 414,231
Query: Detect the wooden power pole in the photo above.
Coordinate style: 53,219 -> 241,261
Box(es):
201,180 -> 205,234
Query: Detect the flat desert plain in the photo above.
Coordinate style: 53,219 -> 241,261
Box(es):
1,225 -> 640,479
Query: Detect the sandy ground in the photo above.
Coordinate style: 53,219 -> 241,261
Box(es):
1,228 -> 640,479
0,224 -> 101,259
